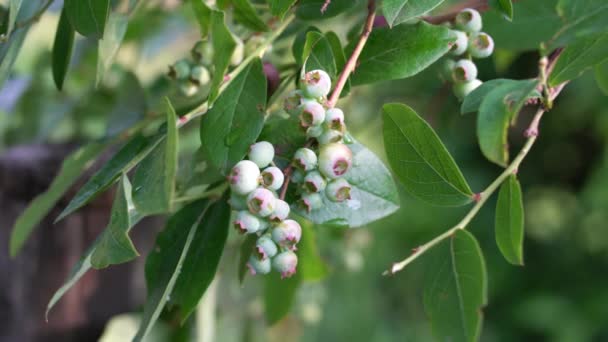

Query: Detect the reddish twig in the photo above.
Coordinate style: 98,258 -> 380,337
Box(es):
321,0 -> 331,13
279,166 -> 293,200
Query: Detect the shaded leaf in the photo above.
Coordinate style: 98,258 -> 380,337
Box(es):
96,12 -> 129,87
461,79 -> 516,114
265,272 -> 300,325
268,0 -> 297,19
550,0 -> 608,48
382,103 -> 473,206
52,9 -> 75,91
325,31 -> 350,97
259,114 -> 307,169
208,10 -> 237,103
595,60 -> 608,95
495,175 -> 524,265
549,33 -> 608,86
233,0 -> 269,32
191,0 -> 212,37
292,26 -> 321,66
490,0 -> 513,21
238,235 -> 258,284
298,221 -> 329,281
64,0 -> 110,39
383,0 -> 446,27
296,0 -> 362,20
302,31 -> 337,77
7,0 -> 23,35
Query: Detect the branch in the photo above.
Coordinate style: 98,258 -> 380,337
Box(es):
326,0 -> 376,108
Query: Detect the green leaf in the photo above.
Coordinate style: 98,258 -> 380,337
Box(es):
90,175 -> 139,268
51,9 -> 75,91
265,272 -> 300,325
132,99 -> 178,215
268,0 -> 297,19
56,134 -> 160,222
296,0 -> 362,20
382,103 -> 473,206
548,33 -> 608,87
64,0 -> 110,39
550,0 -> 608,47
9,143 -> 107,257
298,222 -> 329,281
461,79 -> 515,114
233,0 -> 269,32
208,10 -> 237,103
167,198 -> 231,321
595,60 -> 608,95
294,142 -> 400,226
96,12 -> 129,87
490,0 -> 514,21
302,31 -> 337,77
238,235 -> 258,284
424,230 -> 488,342
495,175 -> 524,265
292,26 -> 321,66
259,115 -> 307,168
382,0 -> 446,27
348,22 -> 455,85
477,79 -> 538,167
135,200 -> 211,342
191,0 -> 212,37
200,58 -> 267,174
7,0 -> 23,35
325,31 -> 350,97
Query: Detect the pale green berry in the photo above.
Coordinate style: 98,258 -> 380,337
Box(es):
178,81 -> 198,97
247,187 -> 276,217
256,235 -> 278,260
301,69 -> 331,98
317,128 -> 343,145
231,39 -> 244,66
271,219 -> 302,249
247,255 -> 271,275
324,108 -> 345,132
455,8 -> 482,32
190,65 -> 210,85
269,199 -> 290,222
169,59 -> 191,80
291,169 -> 305,183
468,32 -> 494,58
191,40 -> 213,64
441,59 -> 456,81
303,171 -> 327,193
326,178 -> 352,202
248,141 -> 275,168
272,250 -> 298,278
228,193 -> 248,211
453,79 -> 483,100
451,30 -> 469,56
306,125 -> 324,138
228,160 -> 260,195
300,101 -> 326,128
234,210 -> 267,234
452,59 -> 478,83
261,166 -> 284,191
299,192 -> 323,213
318,143 -> 353,179
293,148 -> 318,172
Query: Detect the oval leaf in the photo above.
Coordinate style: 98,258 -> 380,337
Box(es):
268,0 -> 297,19
233,0 -> 269,31
549,33 -> 608,87
208,10 -> 237,103
64,0 -> 110,39
265,272 -> 300,325
383,103 -> 473,206
383,0 -> 446,27
52,9 -> 75,91
495,175 -> 524,265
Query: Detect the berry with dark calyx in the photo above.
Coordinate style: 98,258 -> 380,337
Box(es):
291,169 -> 305,183
189,65 -> 210,86
453,79 -> 483,100
248,141 -> 275,168
324,108 -> 345,132
228,193 -> 248,211
300,101 -> 326,128
271,219 -> 302,249
299,192 -> 323,213
228,160 -> 260,195
452,59 -> 478,83
247,255 -> 271,275
269,199 -> 290,222
468,32 -> 494,58
451,30 -> 469,56
234,210 -> 267,234
306,125 -> 324,138
303,171 -> 327,193
455,8 -> 482,32
318,143 -> 353,179
293,147 -> 318,172
261,166 -> 284,191
169,59 -> 191,80
272,250 -> 298,278
284,90 -> 303,115
256,235 -> 278,260
301,69 -> 331,98
326,178 -> 352,202
317,128 -> 343,145
247,187 -> 276,217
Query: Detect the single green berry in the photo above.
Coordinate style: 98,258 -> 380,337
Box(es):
318,143 -> 353,179
326,178 -> 352,202
271,219 -> 302,249
455,8 -> 482,32
261,166 -> 284,191
301,69 -> 331,98
303,171 -> 327,193
299,192 -> 323,213
293,148 -> 318,172
228,193 -> 248,211
317,128 -> 343,145
452,59 -> 478,83
256,235 -> 278,260
272,250 -> 298,278
228,160 -> 260,195
191,40 -> 213,64
468,32 -> 494,58
190,65 -> 210,86
169,59 -> 191,80
306,125 -> 324,138
234,210 -> 267,234
300,101 -> 326,128
178,81 -> 199,97
324,108 -> 345,132
247,187 -> 276,217
453,79 -> 483,100
451,30 -> 469,56
248,141 -> 275,168
247,255 -> 271,275
284,90 -> 304,115
269,199 -> 290,222
291,169 -> 305,183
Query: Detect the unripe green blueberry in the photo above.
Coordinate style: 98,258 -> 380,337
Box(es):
190,65 -> 210,85
272,250 -> 298,278
271,219 -> 302,249
298,192 -> 323,213
231,39 -> 244,66
306,125 -> 324,138
324,108 -> 345,132
191,40 -> 213,64
303,171 -> 327,193
234,210 -> 267,234
468,32 -> 494,58
247,187 -> 276,217
248,141 -> 275,168
451,30 -> 469,56
247,255 -> 271,275
256,235 -> 278,260
169,59 -> 191,80
453,79 -> 483,100
300,101 -> 326,128
301,69 -> 331,98
441,59 -> 456,81
317,129 -> 344,145
228,193 -> 248,211
261,166 -> 284,191
178,81 -> 199,97
293,148 -> 318,172
326,178 -> 352,202
269,199 -> 290,222
318,143 -> 353,179
452,59 -> 478,83
291,169 -> 305,183
228,160 -> 260,195
284,90 -> 304,116
455,8 -> 482,32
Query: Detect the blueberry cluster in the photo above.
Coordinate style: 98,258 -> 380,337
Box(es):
228,142 -> 300,278
284,70 -> 354,212
443,8 -> 495,100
